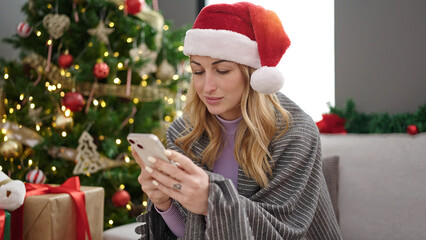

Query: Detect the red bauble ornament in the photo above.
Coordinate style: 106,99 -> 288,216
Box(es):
112,190 -> 131,207
16,22 -> 32,37
25,169 -> 46,184
62,92 -> 85,112
407,124 -> 419,135
125,0 -> 145,15
58,53 -> 74,69
93,62 -> 110,79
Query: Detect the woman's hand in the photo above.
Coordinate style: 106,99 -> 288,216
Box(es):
146,150 -> 210,216
132,148 -> 171,211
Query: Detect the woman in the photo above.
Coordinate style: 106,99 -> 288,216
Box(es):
134,2 -> 342,239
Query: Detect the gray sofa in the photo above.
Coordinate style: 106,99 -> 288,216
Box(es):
321,133 -> 426,240
104,133 -> 426,240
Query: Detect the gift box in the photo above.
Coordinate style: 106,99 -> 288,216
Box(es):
21,186 -> 104,240
1,210 -> 11,240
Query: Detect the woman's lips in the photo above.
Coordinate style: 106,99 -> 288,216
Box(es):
205,96 -> 223,105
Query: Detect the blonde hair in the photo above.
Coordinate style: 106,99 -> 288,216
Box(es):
175,64 -> 291,187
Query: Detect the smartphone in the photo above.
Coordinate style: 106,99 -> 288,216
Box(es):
127,133 -> 170,167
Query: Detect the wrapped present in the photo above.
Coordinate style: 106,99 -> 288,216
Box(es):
1,210 -> 11,240
11,177 -> 104,240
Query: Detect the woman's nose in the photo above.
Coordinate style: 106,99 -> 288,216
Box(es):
203,72 -> 217,92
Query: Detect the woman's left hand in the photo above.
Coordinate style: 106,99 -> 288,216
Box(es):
146,149 -> 209,216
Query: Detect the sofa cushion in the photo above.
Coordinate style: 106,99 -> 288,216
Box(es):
321,133 -> 426,240
322,155 -> 339,222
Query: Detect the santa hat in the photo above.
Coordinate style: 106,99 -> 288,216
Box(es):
183,2 -> 290,94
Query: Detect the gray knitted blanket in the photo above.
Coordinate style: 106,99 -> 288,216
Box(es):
135,92 -> 342,239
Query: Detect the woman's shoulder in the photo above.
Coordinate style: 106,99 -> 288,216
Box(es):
275,92 -> 318,132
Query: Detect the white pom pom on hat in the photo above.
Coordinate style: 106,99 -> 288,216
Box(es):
183,2 -> 290,94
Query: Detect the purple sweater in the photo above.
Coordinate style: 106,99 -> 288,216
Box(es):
155,116 -> 242,238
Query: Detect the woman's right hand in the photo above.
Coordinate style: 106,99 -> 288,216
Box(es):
132,148 -> 172,211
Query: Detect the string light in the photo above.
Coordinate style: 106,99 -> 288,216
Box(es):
16,104 -> 21,110
118,4 -> 124,10
133,98 -> 139,104
81,8 -> 86,13
142,201 -> 148,207
57,83 -> 62,89
36,31 -> 42,37
47,3 -> 52,9
164,116 -> 172,122
128,118 -> 134,124
36,123 -> 41,131
29,96 -> 33,101
99,135 -> 105,141
61,131 -> 67,137
178,46 -> 184,52
141,81 -> 147,87
93,99 -> 99,106
0,166 -> 2,171
116,139 -> 122,145
30,103 -> 35,109
172,74 -> 179,80
113,77 -> 121,84
117,62 -> 124,69
126,204 -> 131,210
109,22 -> 115,27
124,155 -> 131,163
74,65 -> 80,70
167,98 -> 174,104
108,220 -> 114,226
9,108 -> 14,114
47,39 -> 52,45
104,51 -> 109,57
1,128 -> 6,134
142,74 -> 149,80
156,79 -> 161,85
114,52 -> 119,57
61,106 -> 66,111
65,72 -> 71,77
64,109 -> 71,117
180,95 -> 187,102
100,100 -> 107,108
163,25 -> 169,31
88,42 -> 93,47
126,37 -> 133,43
52,166 -> 57,172
28,159 -> 33,166
3,136 -> 8,141
4,73 -> 9,79
119,184 -> 125,190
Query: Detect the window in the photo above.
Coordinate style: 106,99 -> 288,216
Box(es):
205,0 -> 334,121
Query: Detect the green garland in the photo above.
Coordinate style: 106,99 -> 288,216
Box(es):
329,100 -> 426,133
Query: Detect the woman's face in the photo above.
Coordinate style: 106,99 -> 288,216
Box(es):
190,55 -> 246,120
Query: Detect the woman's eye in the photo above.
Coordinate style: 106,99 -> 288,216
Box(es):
192,70 -> 204,75
217,70 -> 230,74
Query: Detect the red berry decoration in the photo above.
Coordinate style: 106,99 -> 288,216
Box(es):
93,62 -> 110,79
407,124 -> 419,135
112,190 -> 131,207
125,0 -> 145,15
58,53 -> 74,69
62,92 -> 85,112
16,22 -> 32,38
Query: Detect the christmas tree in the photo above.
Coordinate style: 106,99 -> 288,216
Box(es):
0,0 -> 190,229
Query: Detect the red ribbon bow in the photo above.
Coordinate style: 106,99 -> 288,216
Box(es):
10,176 -> 92,240
0,209 -> 6,239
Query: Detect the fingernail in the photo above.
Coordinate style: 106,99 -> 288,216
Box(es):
145,166 -> 153,173
164,150 -> 172,157
147,156 -> 156,163
152,180 -> 159,186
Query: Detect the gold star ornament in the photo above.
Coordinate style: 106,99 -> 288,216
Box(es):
87,20 -> 114,44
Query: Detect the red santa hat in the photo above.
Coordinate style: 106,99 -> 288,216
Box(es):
183,2 -> 291,94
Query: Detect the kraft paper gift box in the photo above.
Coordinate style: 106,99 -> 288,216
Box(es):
22,186 -> 104,240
